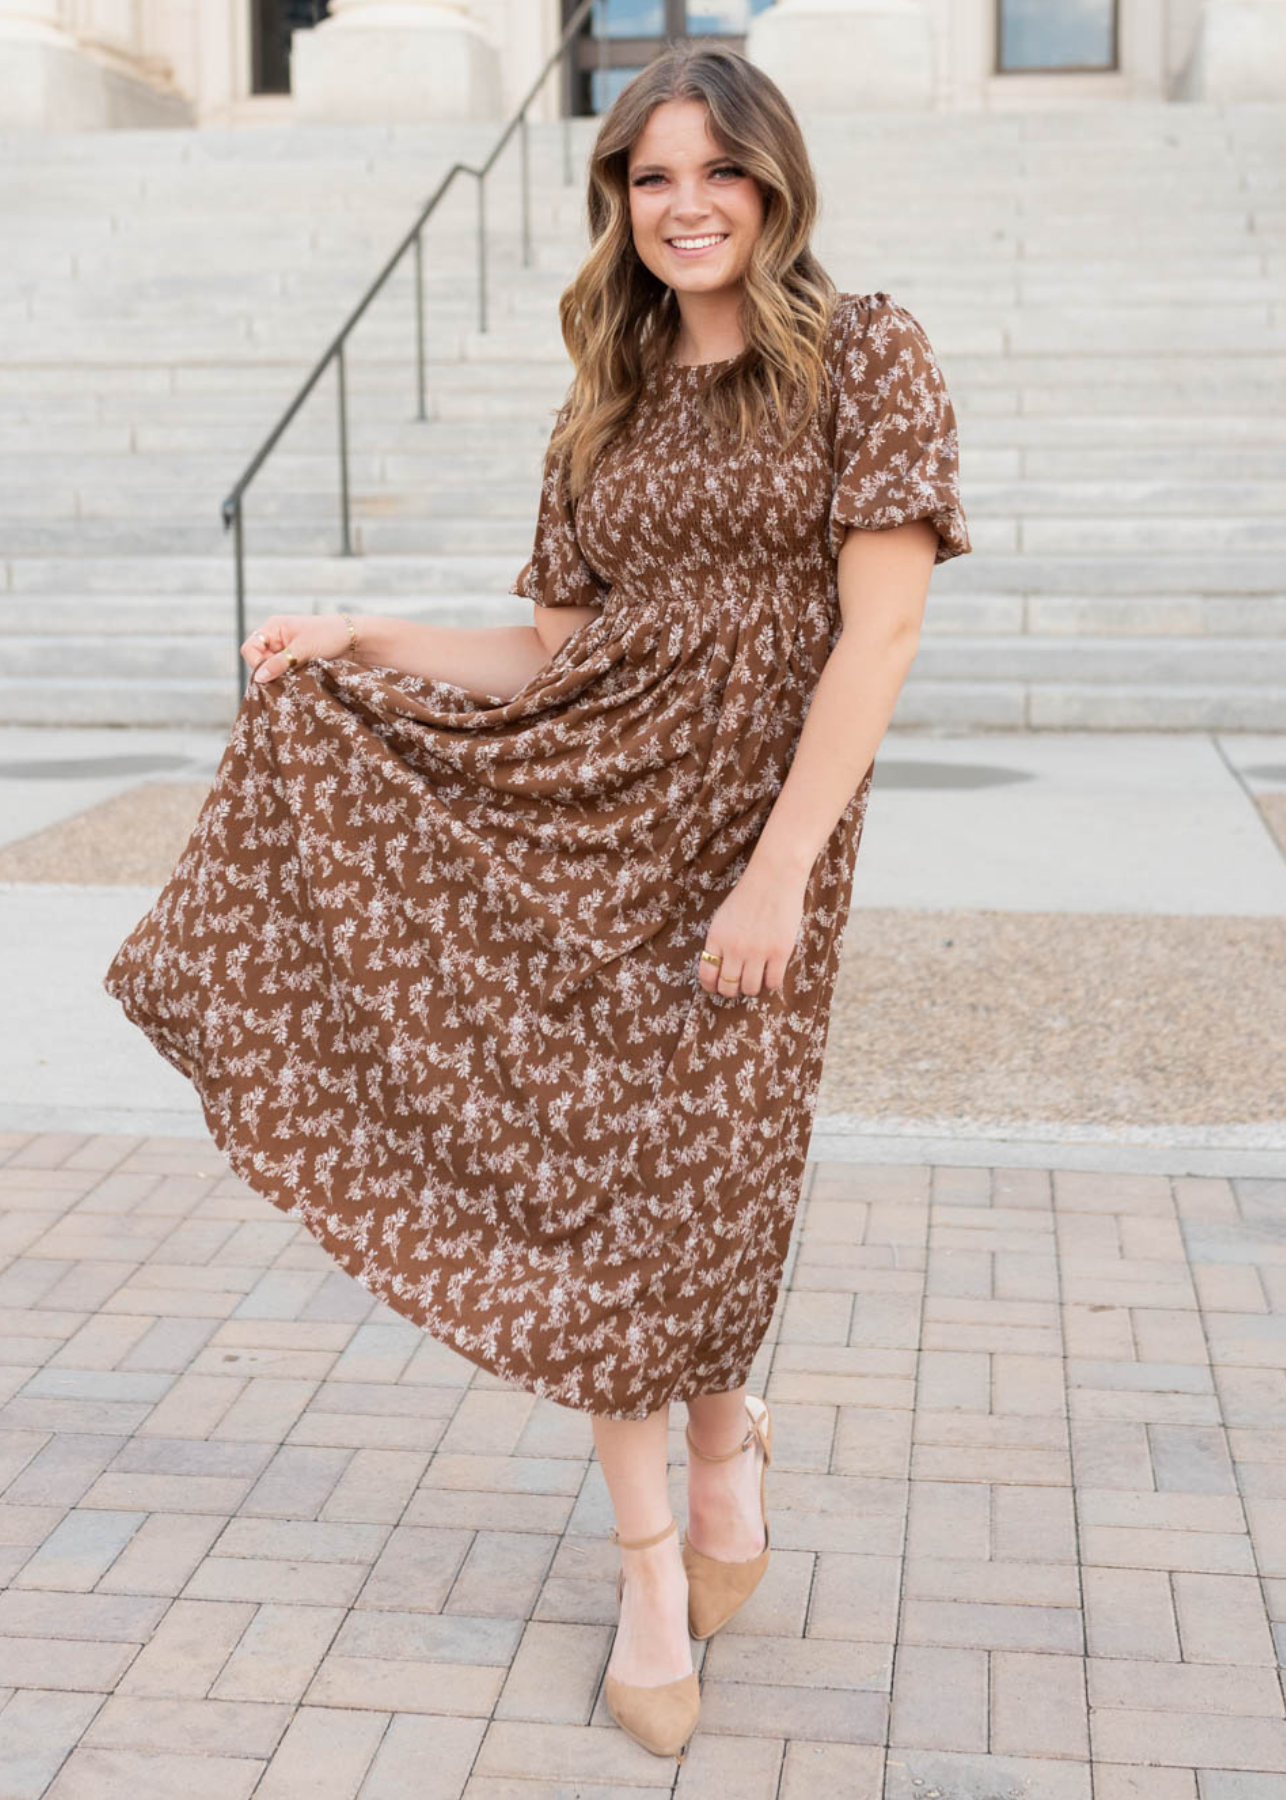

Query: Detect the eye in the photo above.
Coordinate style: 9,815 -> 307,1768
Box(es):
630,165 -> 745,187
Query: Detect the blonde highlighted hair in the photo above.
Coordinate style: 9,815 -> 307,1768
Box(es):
550,42 -> 839,502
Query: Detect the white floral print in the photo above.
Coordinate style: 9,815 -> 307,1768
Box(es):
103,291 -> 969,1420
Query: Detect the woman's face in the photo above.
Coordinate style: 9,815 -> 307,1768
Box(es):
627,99 -> 764,298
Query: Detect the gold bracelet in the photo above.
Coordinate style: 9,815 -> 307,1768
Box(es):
339,611 -> 358,656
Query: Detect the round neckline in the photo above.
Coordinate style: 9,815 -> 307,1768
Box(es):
663,352 -> 742,373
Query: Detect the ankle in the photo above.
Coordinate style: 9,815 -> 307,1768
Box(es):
689,1432 -> 752,1466
619,1526 -> 680,1569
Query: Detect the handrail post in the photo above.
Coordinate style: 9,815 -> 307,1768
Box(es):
232,498 -> 247,707
562,39 -> 572,185
336,342 -> 352,556
519,109 -> 531,269
413,227 -> 427,421
476,174 -> 487,336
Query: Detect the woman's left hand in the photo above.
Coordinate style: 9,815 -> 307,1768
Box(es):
242,613 -> 355,683
697,861 -> 808,1000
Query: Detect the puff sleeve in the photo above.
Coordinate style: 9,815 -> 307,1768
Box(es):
827,292 -> 971,566
509,399 -> 610,609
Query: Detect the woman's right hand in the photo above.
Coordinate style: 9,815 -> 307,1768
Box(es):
241,613 -> 356,684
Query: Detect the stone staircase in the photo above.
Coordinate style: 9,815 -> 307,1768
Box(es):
2,103 -> 1285,730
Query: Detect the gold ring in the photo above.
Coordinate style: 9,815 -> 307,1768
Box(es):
717,972 -> 740,985
698,950 -> 722,964
283,646 -> 297,669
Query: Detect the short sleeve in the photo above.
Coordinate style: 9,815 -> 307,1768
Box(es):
827,292 -> 971,566
509,400 -> 610,609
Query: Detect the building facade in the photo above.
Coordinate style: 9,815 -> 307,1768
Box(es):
1,1 -> 1283,131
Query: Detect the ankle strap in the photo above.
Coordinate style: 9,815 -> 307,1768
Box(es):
609,1515 -> 677,1550
685,1419 -> 756,1462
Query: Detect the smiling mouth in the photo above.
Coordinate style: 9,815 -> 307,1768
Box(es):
666,233 -> 729,252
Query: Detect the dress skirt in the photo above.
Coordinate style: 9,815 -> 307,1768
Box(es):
103,289 -> 969,1419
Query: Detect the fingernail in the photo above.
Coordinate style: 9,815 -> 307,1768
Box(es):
254,665 -> 271,682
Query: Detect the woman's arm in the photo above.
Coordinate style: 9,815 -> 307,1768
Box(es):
349,608 -> 595,702
533,602 -> 604,659
249,603 -> 606,697
693,519 -> 938,1000
350,614 -> 545,696
747,519 -> 938,886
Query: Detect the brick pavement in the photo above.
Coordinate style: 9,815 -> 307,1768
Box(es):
0,1131 -> 1283,1797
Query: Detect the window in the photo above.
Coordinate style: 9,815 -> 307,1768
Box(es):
568,0 -> 776,115
595,1 -> 665,36
251,0 -> 330,95
686,1 -> 775,29
997,0 -> 1118,74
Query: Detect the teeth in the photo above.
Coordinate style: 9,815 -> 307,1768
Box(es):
669,234 -> 727,249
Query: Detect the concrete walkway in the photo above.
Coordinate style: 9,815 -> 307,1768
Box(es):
2,723 -> 1283,1170
0,725 -> 1284,1795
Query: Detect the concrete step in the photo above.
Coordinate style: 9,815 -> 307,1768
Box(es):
6,399 -> 1286,459
0,608 -> 521,680
2,525 -> 1282,572
4,504 -> 1286,558
0,415 -> 557,454
7,417 -> 1286,460
7,477 -> 1286,531
892,680 -> 1286,732
16,450 -> 1286,512
0,517 -> 536,554
4,549 -> 1285,601
7,627 -> 1285,687
0,591 -> 504,636
8,258 -> 1285,303
0,481 -> 542,521
3,552 -> 522,596
2,672 -> 1280,734
0,452 -> 540,490
3,102 -> 1284,729
353,513 -> 1286,559
0,678 -> 241,728
11,364 -> 1286,420
7,590 -> 1285,642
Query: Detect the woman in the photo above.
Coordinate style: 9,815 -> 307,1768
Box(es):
104,43 -> 969,1764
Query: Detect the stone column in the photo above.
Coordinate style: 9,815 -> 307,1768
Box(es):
291,0 -> 503,124
0,1 -> 191,127
746,0 -> 935,112
1175,0 -> 1286,100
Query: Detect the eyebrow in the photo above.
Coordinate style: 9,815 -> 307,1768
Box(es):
629,155 -> 736,176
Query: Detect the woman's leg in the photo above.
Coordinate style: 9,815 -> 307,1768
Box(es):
684,1383 -> 770,1560
593,1403 -> 693,1685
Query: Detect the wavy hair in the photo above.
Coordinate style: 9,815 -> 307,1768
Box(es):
549,41 -> 839,503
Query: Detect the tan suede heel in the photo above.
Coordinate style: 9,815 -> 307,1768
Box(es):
681,1393 -> 772,1640
603,1515 -> 700,1761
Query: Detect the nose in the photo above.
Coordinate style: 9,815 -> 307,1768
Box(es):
667,210 -> 721,235
666,180 -> 718,222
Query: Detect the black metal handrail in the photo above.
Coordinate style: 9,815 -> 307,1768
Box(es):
221,0 -> 603,705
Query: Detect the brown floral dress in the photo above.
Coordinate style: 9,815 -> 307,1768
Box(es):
103,290 -> 970,1420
